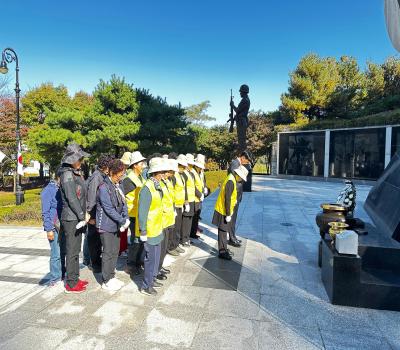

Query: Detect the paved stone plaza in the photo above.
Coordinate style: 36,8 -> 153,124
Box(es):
0,176 -> 399,349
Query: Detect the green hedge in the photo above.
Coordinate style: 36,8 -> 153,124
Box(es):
275,108 -> 400,133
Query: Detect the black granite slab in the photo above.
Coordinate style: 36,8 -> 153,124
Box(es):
364,152 -> 400,242
320,238 -> 400,311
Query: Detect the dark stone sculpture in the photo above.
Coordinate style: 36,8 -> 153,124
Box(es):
229,84 -> 250,153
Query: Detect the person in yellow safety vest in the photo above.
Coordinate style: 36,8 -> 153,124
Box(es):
138,157 -> 168,296
196,154 -> 210,234
190,154 -> 206,240
157,158 -> 178,280
122,151 -> 147,275
171,154 -> 188,254
212,165 -> 248,260
181,153 -> 196,246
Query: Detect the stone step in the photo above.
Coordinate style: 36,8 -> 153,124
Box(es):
360,267 -> 400,288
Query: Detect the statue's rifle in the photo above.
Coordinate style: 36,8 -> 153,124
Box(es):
227,89 -> 235,133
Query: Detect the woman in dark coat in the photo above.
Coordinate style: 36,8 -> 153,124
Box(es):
96,159 -> 129,291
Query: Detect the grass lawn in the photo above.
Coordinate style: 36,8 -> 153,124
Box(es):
0,188 -> 42,226
205,170 -> 226,193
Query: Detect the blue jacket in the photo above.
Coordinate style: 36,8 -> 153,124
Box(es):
96,177 -> 128,233
41,181 -> 62,232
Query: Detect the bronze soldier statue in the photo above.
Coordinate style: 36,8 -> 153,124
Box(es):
230,84 -> 250,152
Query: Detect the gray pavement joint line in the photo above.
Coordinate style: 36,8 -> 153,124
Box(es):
0,246 -> 50,256
0,285 -> 43,314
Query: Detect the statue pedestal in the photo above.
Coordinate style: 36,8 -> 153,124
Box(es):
242,164 -> 252,192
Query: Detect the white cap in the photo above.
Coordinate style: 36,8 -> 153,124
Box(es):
186,153 -> 195,165
120,152 -> 132,166
234,165 -> 248,181
148,157 -> 167,174
129,151 -> 146,167
177,154 -> 188,167
194,154 -> 206,169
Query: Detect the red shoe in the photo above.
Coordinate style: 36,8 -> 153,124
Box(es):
65,283 -> 86,294
78,279 -> 89,287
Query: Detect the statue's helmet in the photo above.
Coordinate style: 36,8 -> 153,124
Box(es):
239,84 -> 249,93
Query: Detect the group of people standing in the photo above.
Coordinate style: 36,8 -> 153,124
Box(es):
40,142 -> 251,295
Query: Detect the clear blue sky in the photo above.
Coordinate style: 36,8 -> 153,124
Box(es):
1,0 -> 397,125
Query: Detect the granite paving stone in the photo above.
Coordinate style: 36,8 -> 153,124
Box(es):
0,177 -> 399,349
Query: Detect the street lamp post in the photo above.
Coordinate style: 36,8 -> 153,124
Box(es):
0,48 -> 24,205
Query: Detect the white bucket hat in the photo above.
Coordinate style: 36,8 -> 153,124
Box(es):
129,151 -> 146,167
194,154 -> 206,169
148,157 -> 167,174
186,153 -> 195,165
177,154 -> 188,167
234,165 -> 248,182
120,152 -> 132,166
167,159 -> 179,172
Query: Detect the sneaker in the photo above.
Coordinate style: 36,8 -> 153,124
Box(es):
109,277 -> 124,288
65,283 -> 86,294
47,280 -> 63,287
218,251 -> 232,260
156,273 -> 167,281
161,267 -> 171,274
153,281 -> 163,289
167,249 -> 179,256
228,239 -> 241,247
175,246 -> 185,254
140,287 -> 158,296
182,242 -> 190,247
78,279 -> 89,287
120,250 -> 128,258
102,279 -> 122,291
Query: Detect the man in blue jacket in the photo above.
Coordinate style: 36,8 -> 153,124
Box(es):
41,173 -> 66,286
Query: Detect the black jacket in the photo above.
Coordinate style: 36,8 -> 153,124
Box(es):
59,165 -> 87,222
86,168 -> 107,220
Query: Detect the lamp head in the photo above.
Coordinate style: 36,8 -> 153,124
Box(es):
0,60 -> 8,74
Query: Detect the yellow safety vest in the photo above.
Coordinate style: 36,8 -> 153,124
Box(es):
125,171 -> 145,237
140,179 -> 163,238
174,172 -> 185,207
184,170 -> 196,203
161,179 -> 175,229
191,169 -> 204,203
215,173 -> 237,216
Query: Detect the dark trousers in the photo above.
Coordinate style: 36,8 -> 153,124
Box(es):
228,204 -> 239,241
181,215 -> 193,244
159,227 -> 173,270
172,208 -> 183,249
142,242 -> 161,290
190,208 -> 201,238
159,229 -> 167,272
87,223 -> 102,269
127,217 -> 144,268
63,220 -> 84,288
100,231 -> 120,283
218,228 -> 228,252
237,118 -> 247,153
